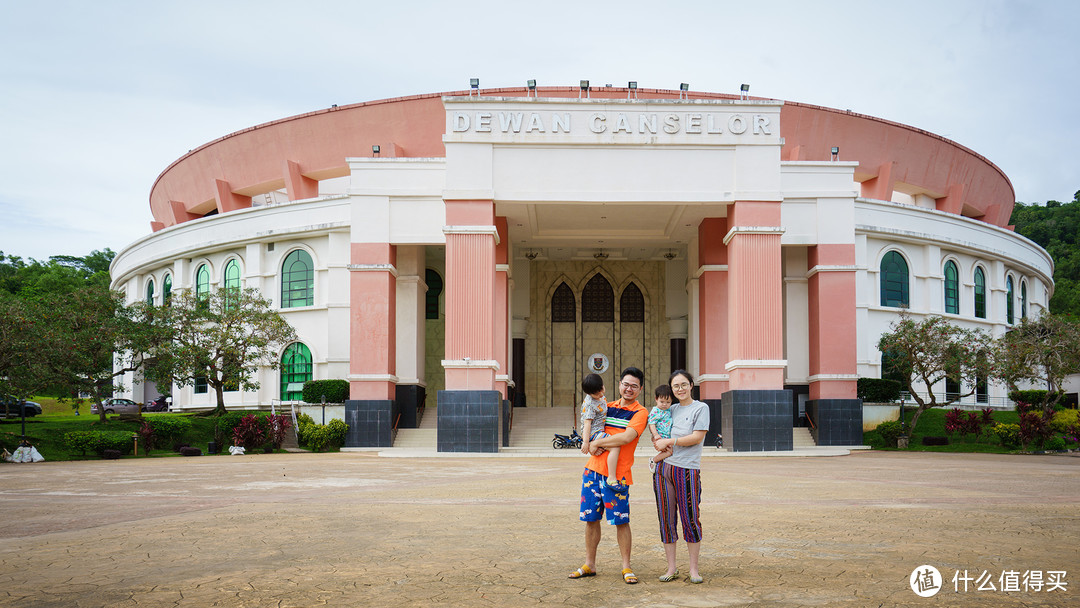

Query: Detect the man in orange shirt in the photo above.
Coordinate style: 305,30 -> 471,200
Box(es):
568,366 -> 649,584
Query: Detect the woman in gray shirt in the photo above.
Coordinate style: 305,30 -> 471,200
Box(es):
651,369 -> 710,584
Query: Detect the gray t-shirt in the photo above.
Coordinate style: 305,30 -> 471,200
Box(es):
663,399 -> 711,470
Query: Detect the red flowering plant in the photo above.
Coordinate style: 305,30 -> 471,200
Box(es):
231,414 -> 268,450
267,413 -> 293,450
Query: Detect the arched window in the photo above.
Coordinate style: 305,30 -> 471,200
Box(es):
281,249 -> 314,308
425,269 -> 443,320
943,260 -> 959,314
582,274 -> 614,322
1006,275 -> 1015,324
974,267 -> 986,319
551,282 -> 575,323
145,279 -> 155,306
280,342 -> 312,401
879,251 -> 909,308
195,264 -> 210,308
223,259 -> 241,310
163,274 -> 172,306
620,283 -> 644,322
1021,281 -> 1028,319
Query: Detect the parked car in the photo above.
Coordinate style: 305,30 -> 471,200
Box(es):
2,400 -> 42,417
91,398 -> 141,415
144,395 -> 170,412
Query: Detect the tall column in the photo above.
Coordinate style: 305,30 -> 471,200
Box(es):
494,217 -> 511,399
442,200 -> 499,390
725,201 -> 786,389
807,244 -> 858,400
394,245 -> 426,428
439,199 -> 501,453
696,218 -> 729,400
347,243 -> 397,400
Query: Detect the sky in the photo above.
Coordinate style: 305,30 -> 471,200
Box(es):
1,0 -> 1077,262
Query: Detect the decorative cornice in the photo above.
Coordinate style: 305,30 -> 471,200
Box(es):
347,263 -> 399,277
723,226 -> 785,245
441,359 -> 501,370
443,225 -> 501,244
693,264 -> 728,278
725,359 -> 787,371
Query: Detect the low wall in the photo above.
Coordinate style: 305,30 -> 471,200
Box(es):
863,403 -> 899,432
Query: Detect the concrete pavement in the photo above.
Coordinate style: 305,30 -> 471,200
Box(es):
0,450 -> 1077,607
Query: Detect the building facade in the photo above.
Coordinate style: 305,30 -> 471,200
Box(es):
110,86 -> 1053,451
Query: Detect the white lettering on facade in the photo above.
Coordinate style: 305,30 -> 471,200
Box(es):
551,113 -> 571,133
499,112 -> 524,133
639,114 -> 657,134
686,114 -> 702,134
613,113 -> 632,133
525,113 -> 545,133
476,112 -> 492,133
590,113 -> 607,133
753,114 -> 771,135
452,112 -> 470,132
728,114 -> 747,134
707,114 -> 723,134
663,113 -> 679,134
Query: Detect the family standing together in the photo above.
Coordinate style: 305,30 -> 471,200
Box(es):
568,366 -> 710,584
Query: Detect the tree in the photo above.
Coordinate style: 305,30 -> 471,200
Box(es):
877,313 -> 995,435
995,313 -> 1080,412
0,295 -> 49,399
146,288 -> 297,415
1010,192 -> 1080,316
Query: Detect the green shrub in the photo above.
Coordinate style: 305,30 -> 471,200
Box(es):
857,378 -> 903,402
296,414 -> 348,452
1009,390 -> 1064,409
147,417 -> 192,445
62,430 -> 135,456
302,380 -> 349,404
993,423 -> 1020,448
326,419 -> 348,448
1050,409 -> 1080,434
875,420 -> 903,447
1044,436 -> 1067,451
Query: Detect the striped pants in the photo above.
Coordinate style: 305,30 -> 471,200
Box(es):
652,460 -> 703,544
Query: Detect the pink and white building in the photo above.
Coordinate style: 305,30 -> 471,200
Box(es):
110,85 -> 1053,451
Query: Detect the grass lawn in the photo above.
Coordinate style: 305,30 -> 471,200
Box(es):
864,406 -> 1032,453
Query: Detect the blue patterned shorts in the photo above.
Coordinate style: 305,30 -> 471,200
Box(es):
579,468 -> 630,525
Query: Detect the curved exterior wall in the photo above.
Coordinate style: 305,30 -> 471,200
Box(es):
112,87 -> 1053,424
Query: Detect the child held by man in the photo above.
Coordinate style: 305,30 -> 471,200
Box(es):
648,384 -> 675,472
578,373 -> 623,487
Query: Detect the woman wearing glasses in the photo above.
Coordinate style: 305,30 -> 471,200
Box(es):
651,369 -> 710,584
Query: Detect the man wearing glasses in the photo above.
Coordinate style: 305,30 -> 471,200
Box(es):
568,367 -> 649,585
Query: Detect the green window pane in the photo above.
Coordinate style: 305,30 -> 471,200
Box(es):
163,274 -> 172,305
1006,276 -> 1014,324
281,250 -> 314,308
224,259 -> 241,310
196,264 -> 210,308
974,267 -> 986,318
146,280 -> 155,306
1021,282 -> 1027,319
194,376 -> 208,394
280,342 -> 313,401
944,261 -> 959,314
879,251 -> 909,308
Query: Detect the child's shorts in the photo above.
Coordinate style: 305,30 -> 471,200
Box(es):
579,469 -> 630,525
589,428 -> 609,442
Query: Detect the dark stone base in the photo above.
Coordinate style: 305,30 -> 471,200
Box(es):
721,390 -> 793,452
437,390 -> 501,453
394,384 -> 426,429
806,399 -> 863,445
344,400 -> 395,447
702,399 -> 723,447
502,399 -> 512,447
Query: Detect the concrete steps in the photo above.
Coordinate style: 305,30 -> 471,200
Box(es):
392,406 -> 437,449
793,426 -> 816,448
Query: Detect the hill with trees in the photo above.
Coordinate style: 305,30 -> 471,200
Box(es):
1010,191 -> 1080,315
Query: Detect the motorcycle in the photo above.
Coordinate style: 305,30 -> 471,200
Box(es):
552,428 -> 583,450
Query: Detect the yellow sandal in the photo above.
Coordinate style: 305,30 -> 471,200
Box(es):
568,564 -> 596,579
622,568 -> 638,584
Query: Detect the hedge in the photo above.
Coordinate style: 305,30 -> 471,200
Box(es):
302,379 -> 349,404
857,378 -> 902,402
63,431 -> 135,456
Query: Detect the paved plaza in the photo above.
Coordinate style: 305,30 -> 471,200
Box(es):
0,450 -> 1077,607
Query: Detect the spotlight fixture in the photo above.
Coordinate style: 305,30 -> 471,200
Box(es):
527,79 -> 537,98
627,81 -> 638,99
740,83 -> 750,100
470,78 -> 479,97
679,82 -> 689,100
580,80 -> 590,99
372,144 -> 380,156
831,146 -> 839,160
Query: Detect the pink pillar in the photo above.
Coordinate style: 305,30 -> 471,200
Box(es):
726,201 -> 785,390
697,218 -> 729,399
808,245 -> 858,399
214,179 -> 252,213
283,160 -> 319,201
494,217 -> 510,399
443,200 -> 498,390
349,243 -> 397,400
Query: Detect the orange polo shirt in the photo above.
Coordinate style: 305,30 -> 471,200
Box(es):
585,399 -> 648,485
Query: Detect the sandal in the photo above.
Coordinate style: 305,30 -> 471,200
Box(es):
658,570 -> 679,582
568,564 -> 596,579
689,574 -> 704,584
622,568 -> 638,584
